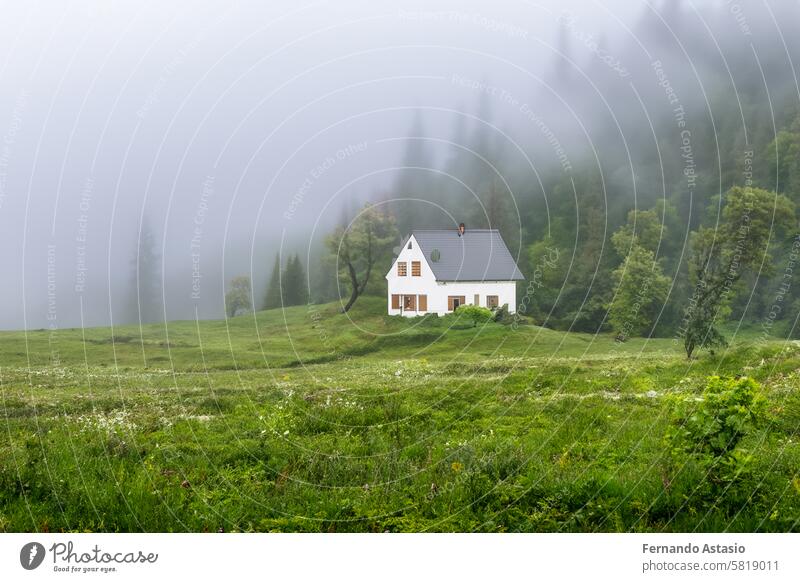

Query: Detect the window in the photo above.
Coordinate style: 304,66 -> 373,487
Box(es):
403,295 -> 416,311
391,294 -> 400,309
411,261 -> 421,276
448,296 -> 465,312
408,241 -> 412,249
418,295 -> 427,311
397,262 -> 407,276
474,294 -> 480,306
487,295 -> 499,309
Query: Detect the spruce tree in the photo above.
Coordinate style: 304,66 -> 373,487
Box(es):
263,253 -> 282,310
282,254 -> 308,306
392,111 -> 431,232
295,255 -> 309,305
134,216 -> 162,324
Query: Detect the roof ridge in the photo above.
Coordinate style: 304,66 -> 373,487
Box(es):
410,228 -> 500,232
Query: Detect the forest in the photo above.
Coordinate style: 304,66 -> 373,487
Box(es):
200,1 -> 800,360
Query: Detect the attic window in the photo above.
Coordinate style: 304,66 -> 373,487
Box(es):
430,249 -> 441,263
407,241 -> 412,249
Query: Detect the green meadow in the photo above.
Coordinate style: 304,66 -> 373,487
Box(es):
1,297 -> 799,532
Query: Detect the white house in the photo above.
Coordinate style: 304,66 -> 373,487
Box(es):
385,225 -> 524,316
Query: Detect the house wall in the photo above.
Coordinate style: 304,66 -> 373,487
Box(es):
385,235 -> 436,316
425,281 -> 517,315
385,237 -> 518,317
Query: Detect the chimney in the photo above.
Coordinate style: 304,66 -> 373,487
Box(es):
458,223 -> 465,236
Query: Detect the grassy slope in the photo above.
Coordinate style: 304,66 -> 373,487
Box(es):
0,296 -> 798,532
1,296 -> 683,369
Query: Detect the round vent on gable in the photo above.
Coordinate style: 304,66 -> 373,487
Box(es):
430,248 -> 441,263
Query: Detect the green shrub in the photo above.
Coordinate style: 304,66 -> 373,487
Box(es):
455,304 -> 493,327
664,375 -> 765,492
493,303 -> 510,323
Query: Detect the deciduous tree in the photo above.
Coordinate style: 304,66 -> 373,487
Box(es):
608,245 -> 670,340
681,187 -> 794,358
326,203 -> 398,313
225,276 -> 252,317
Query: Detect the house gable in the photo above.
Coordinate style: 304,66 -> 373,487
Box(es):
385,235 -> 437,283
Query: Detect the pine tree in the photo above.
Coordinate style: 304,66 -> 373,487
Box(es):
310,250 -> 337,304
552,22 -> 573,85
438,108 -> 471,222
296,255 -> 309,305
263,253 -> 282,310
392,111 -> 431,233
134,216 -> 162,324
466,88 -> 493,190
282,254 -> 308,307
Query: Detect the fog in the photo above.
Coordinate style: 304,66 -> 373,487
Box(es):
0,0 -> 796,330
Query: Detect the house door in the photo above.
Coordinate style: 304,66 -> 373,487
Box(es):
448,296 -> 466,311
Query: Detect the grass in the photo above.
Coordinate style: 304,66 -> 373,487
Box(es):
1,296 -> 799,532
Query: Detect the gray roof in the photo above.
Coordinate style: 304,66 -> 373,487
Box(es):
410,229 -> 524,281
